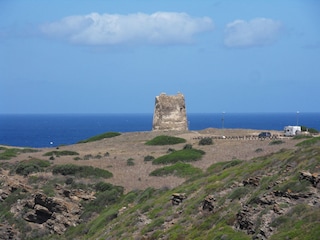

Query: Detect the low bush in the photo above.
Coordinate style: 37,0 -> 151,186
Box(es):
144,155 -> 155,162
149,162 -> 202,178
152,148 -> 205,165
43,150 -> 79,157
269,140 -> 285,145
145,135 -> 186,145
127,158 -> 135,166
15,158 -> 51,176
52,164 -> 113,179
199,137 -> 213,145
77,132 -> 121,144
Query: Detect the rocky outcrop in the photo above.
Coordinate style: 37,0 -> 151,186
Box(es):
20,192 -> 83,235
152,93 -> 188,131
202,194 -> 215,212
171,193 -> 187,205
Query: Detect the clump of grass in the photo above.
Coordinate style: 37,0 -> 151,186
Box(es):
149,162 -> 202,178
296,136 -> 320,147
145,135 -> 186,145
77,132 -> 121,144
152,148 -> 205,165
52,164 -> 113,178
269,140 -> 285,145
43,150 -> 79,157
14,158 -> 51,176
127,158 -> 135,166
199,137 -> 213,145
144,155 -> 155,162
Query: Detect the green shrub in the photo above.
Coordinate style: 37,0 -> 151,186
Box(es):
77,132 -> 121,143
269,140 -> 285,145
43,150 -> 79,157
150,162 -> 202,178
183,144 -> 193,149
199,137 -> 213,145
52,164 -> 113,178
145,135 -> 186,145
152,148 -> 205,165
127,158 -> 135,166
144,155 -> 155,162
15,158 -> 51,176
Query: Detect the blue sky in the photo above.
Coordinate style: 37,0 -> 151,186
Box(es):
1,0 -> 319,114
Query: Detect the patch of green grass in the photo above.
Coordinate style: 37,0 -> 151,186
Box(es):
145,135 -> 186,145
227,187 -> 250,200
207,159 -> 243,174
77,132 -> 121,143
52,164 -> 113,178
0,147 -> 39,160
270,204 -> 320,240
152,148 -> 205,165
43,150 -> 79,157
296,136 -> 320,147
150,162 -> 202,178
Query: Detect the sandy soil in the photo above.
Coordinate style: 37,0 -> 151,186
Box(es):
4,128 -> 301,193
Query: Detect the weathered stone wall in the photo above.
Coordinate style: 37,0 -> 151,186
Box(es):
152,93 -> 188,131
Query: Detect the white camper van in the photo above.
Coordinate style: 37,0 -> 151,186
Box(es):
284,126 -> 301,136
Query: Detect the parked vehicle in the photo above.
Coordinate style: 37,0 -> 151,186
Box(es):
258,132 -> 271,138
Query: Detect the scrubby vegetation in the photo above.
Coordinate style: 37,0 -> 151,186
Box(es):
51,143 -> 320,240
1,131 -> 320,239
43,150 -> 79,157
77,132 -> 121,143
14,158 -> 51,176
198,137 -> 213,145
145,135 -> 186,145
150,162 -> 202,178
52,164 -> 113,178
0,147 -> 38,160
152,148 -> 205,165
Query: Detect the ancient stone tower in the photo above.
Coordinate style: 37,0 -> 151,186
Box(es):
152,92 -> 188,131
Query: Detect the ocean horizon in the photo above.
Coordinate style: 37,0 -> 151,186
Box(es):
0,112 -> 319,148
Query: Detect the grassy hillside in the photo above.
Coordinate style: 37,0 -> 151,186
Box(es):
47,138 -> 320,240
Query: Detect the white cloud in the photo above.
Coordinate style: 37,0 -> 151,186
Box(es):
224,18 -> 282,48
40,12 -> 213,45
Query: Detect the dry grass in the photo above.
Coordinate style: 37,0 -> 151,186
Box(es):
4,128 -> 300,193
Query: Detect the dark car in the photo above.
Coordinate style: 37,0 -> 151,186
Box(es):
258,132 -> 271,138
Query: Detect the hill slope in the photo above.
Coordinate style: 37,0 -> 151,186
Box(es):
0,130 -> 319,239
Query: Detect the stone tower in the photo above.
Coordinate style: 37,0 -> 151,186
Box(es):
152,92 -> 188,131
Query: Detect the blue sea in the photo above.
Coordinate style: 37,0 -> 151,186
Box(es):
0,113 -> 319,148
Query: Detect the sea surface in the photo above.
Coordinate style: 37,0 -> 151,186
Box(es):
0,113 -> 319,148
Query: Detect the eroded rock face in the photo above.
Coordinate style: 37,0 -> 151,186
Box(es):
152,93 -> 188,131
